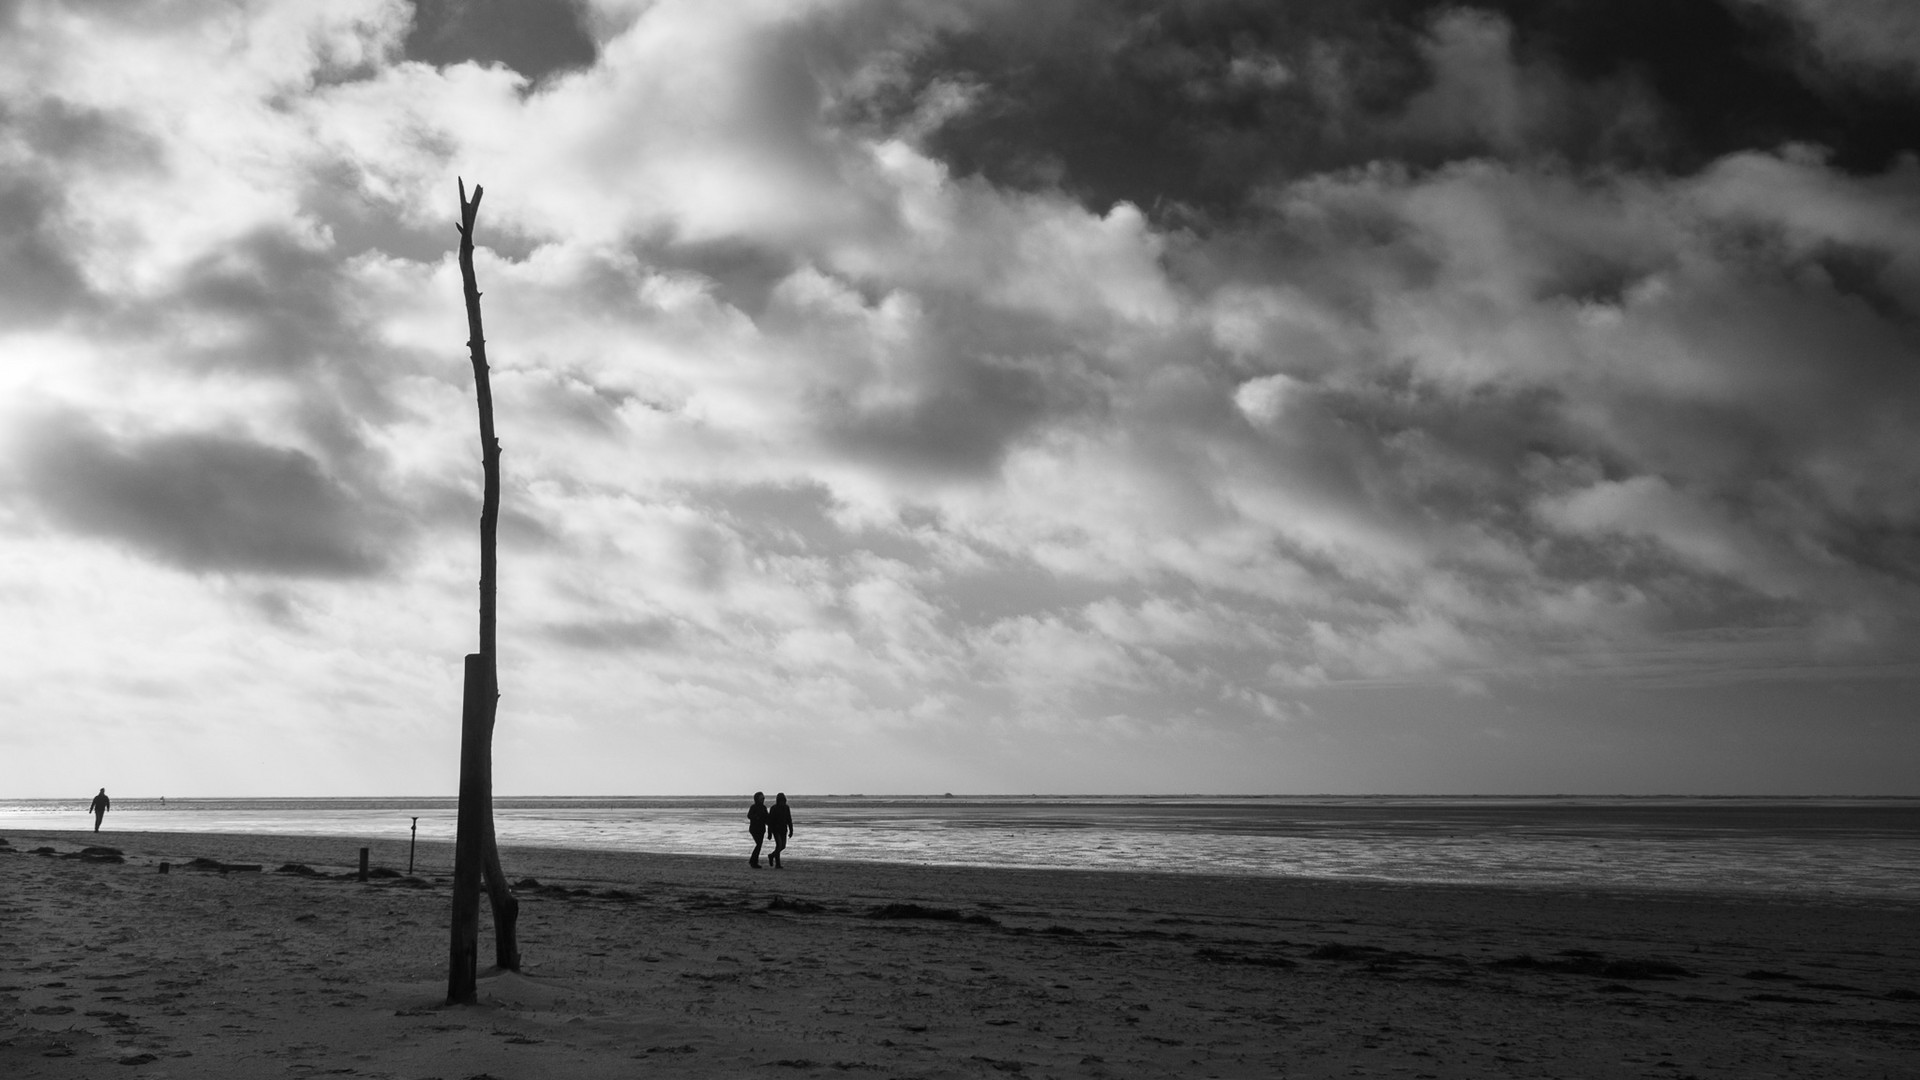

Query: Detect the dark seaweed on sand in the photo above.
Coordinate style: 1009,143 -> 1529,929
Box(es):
1195,946 -> 1298,969
1308,943 -> 1385,961
182,858 -> 261,873
867,902 -> 998,925
1303,942 -> 1437,972
504,877 -> 598,898
1491,953 -> 1693,980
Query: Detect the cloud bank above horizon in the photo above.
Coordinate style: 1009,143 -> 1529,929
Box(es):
2,0 -> 1918,797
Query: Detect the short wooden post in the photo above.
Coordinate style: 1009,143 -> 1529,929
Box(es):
359,847 -> 370,882
409,817 -> 419,876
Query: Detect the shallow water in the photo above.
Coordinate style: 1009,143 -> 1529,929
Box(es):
5,795 -> 1917,899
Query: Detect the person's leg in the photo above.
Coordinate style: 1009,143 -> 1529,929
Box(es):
770,833 -> 782,868
750,830 -> 764,867
94,808 -> 103,832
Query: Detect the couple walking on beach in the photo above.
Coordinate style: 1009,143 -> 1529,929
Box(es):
747,791 -> 793,869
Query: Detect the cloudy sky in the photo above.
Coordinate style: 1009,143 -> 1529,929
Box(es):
3,0 -> 1918,797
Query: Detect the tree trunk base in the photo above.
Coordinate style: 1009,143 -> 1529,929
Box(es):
481,819 -> 520,971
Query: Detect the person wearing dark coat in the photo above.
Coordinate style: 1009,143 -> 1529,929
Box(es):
768,793 -> 794,869
747,791 -> 769,868
90,788 -> 110,832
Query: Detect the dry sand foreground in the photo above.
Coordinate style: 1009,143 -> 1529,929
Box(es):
2,830 -> 1917,1079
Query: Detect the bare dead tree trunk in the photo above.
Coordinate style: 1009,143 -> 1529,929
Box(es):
447,178 -> 520,1006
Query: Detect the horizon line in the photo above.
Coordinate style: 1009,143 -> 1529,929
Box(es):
10,792 -> 1920,801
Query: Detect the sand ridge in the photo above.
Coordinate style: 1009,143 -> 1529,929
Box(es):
2,829 -> 1917,1078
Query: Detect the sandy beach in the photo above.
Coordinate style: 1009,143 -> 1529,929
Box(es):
3,829 -> 1917,1079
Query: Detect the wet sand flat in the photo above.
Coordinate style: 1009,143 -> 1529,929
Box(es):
3,828 -> 1917,1079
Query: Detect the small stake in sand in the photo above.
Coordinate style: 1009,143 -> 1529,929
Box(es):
447,178 -> 522,1006
409,817 -> 419,876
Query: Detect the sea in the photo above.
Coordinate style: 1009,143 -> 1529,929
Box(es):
4,796 -> 1917,901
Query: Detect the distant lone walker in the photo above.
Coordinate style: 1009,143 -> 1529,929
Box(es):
768,792 -> 793,869
89,788 -> 110,832
747,791 -> 769,868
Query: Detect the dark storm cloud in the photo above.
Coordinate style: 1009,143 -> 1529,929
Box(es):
170,229 -> 375,377
1740,0 -> 1920,90
859,0 -> 1919,219
14,412 -> 402,577
816,328 -> 1109,480
405,0 -> 597,84
639,235 -> 802,321
851,0 -> 1397,215
0,171 -> 90,325
144,226 -> 421,467
1479,0 -> 1920,172
0,97 -> 159,324
1824,515 -> 1920,588
11,96 -> 165,171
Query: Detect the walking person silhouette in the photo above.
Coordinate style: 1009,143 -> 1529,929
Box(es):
90,788 -> 110,832
747,791 -> 769,868
768,792 -> 793,869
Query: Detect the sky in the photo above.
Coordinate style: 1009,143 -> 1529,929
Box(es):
2,0 -> 1919,798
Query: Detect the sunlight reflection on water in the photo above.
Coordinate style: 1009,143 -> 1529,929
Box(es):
5,796 -> 1916,899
